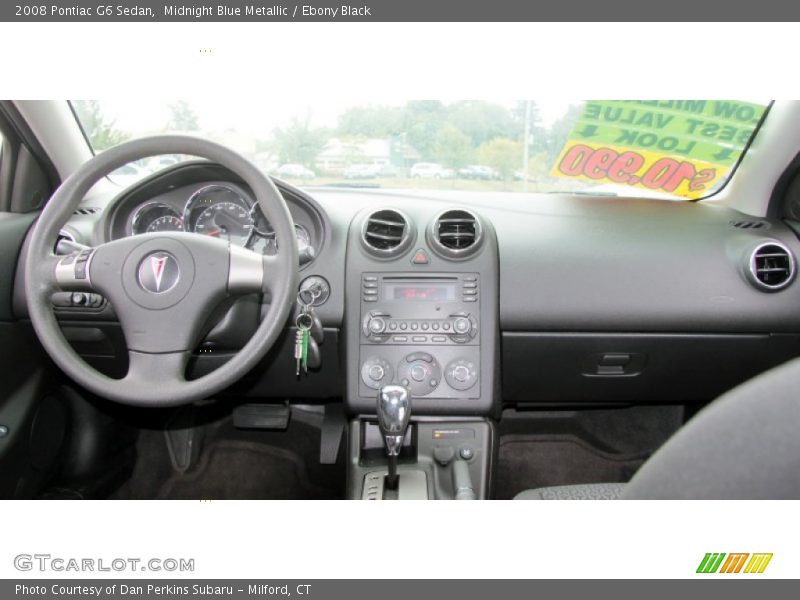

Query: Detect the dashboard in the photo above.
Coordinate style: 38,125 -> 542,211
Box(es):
16,160 -> 800,414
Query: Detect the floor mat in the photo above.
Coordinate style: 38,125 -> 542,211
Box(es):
494,434 -> 647,500
156,439 -> 333,500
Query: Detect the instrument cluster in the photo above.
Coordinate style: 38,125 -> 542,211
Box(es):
128,183 -> 313,258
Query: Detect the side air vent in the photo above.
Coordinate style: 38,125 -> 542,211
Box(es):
429,209 -> 483,259
731,219 -> 768,230
747,242 -> 795,291
73,206 -> 100,216
361,209 -> 413,257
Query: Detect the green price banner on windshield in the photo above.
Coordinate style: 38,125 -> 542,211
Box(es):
551,100 -> 768,198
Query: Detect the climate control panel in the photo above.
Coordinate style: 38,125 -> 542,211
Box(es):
360,351 -> 479,398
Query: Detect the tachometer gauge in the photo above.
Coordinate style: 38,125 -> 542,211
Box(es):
131,202 -> 183,235
194,201 -> 254,246
147,215 -> 184,232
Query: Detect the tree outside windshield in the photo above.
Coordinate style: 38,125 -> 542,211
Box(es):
73,100 -> 768,199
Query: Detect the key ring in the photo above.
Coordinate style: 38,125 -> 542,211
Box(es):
296,312 -> 313,330
298,288 -> 315,307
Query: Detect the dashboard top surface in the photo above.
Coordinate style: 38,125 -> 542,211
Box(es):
51,162 -> 800,334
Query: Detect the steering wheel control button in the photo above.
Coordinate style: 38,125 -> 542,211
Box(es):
361,357 -> 393,390
138,251 -> 180,294
411,248 -> 430,265
445,359 -> 479,391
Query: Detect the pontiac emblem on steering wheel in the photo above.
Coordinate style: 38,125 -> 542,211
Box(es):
138,252 -> 180,293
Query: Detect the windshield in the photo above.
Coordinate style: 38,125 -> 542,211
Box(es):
72,99 -> 769,200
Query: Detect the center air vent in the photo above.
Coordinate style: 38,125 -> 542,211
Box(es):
361,209 -> 412,256
747,242 -> 795,291
429,209 -> 482,259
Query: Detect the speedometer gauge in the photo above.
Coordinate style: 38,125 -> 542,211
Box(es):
184,184 -> 254,247
194,201 -> 254,246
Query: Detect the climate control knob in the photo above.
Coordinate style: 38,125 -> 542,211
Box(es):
445,358 -> 478,391
361,357 -> 393,390
398,353 -> 442,396
453,365 -> 470,382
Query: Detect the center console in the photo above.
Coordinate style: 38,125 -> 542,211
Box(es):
344,207 -> 498,500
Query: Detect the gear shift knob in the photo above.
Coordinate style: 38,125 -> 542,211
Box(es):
377,385 -> 411,456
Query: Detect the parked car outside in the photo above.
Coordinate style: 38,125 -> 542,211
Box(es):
343,163 -> 381,179
276,163 -> 315,179
460,165 -> 500,180
410,162 -> 450,179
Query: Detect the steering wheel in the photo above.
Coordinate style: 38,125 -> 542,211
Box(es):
24,136 -> 298,407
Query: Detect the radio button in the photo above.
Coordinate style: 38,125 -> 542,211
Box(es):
412,336 -> 427,343
399,322 -> 408,331
393,336 -> 408,343
421,323 -> 429,331
368,317 -> 387,334
431,322 -> 440,331
453,317 -> 471,334
432,336 -> 447,343
464,297 -> 477,302
410,323 -> 419,331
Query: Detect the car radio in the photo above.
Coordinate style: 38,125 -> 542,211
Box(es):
358,273 -> 481,400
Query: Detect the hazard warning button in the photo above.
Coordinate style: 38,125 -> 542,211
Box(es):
411,249 -> 430,265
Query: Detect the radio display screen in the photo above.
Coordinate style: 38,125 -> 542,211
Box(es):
383,282 -> 457,302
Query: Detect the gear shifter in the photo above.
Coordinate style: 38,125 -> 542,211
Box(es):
376,385 -> 411,490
